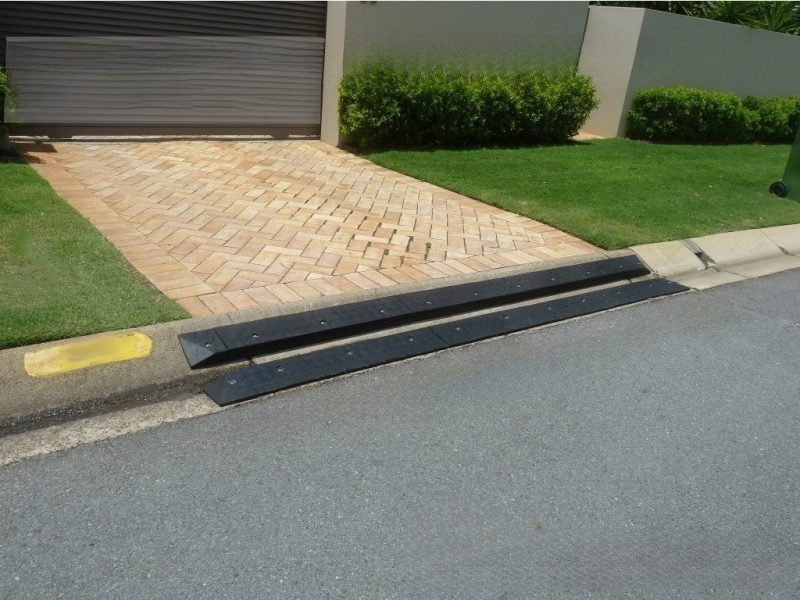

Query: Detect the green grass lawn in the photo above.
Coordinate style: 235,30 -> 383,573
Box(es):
365,139 -> 800,250
0,154 -> 188,350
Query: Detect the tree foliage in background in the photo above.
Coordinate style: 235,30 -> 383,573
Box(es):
594,1 -> 800,34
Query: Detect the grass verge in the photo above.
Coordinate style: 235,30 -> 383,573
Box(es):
0,154 -> 188,350
364,139 -> 799,249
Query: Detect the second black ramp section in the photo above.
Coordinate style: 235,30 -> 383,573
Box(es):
205,328 -> 449,406
432,279 -> 688,346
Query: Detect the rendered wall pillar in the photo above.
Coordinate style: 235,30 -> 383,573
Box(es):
320,1 -> 346,146
578,7 -> 644,138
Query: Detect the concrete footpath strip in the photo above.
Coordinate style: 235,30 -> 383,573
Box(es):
632,224 -> 800,290
0,252 -> 627,437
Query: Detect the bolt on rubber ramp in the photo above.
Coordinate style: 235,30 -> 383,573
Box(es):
204,278 -> 688,406
181,255 -> 650,369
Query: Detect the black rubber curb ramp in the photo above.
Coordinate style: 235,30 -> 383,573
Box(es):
180,255 -> 650,368
203,278 -> 687,406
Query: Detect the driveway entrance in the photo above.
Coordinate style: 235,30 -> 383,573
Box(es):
21,140 -> 598,315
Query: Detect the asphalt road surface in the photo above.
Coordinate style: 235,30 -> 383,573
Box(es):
2,271 -> 800,599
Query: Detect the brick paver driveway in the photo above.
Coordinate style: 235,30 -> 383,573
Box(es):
22,140 -> 598,316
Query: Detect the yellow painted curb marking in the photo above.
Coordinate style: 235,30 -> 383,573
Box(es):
24,332 -> 153,377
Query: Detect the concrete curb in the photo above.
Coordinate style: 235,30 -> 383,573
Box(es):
632,224 -> 800,291
6,222 -> 800,437
0,251 -> 629,436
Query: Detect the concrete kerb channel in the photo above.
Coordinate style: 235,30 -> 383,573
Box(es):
631,224 -> 800,290
0,251 -> 633,437
3,225 -> 798,439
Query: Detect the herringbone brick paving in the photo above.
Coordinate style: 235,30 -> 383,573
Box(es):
21,140 -> 599,316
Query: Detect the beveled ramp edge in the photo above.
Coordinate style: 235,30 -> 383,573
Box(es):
204,278 -> 688,406
182,255 -> 650,369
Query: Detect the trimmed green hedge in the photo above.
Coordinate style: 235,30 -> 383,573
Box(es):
742,96 -> 800,143
627,86 -> 800,144
338,63 -> 598,148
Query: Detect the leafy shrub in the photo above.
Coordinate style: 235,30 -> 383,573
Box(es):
0,69 -> 11,98
743,96 -> 800,143
626,87 -> 755,143
338,62 -> 597,148
0,68 -> 18,137
627,86 -> 800,144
